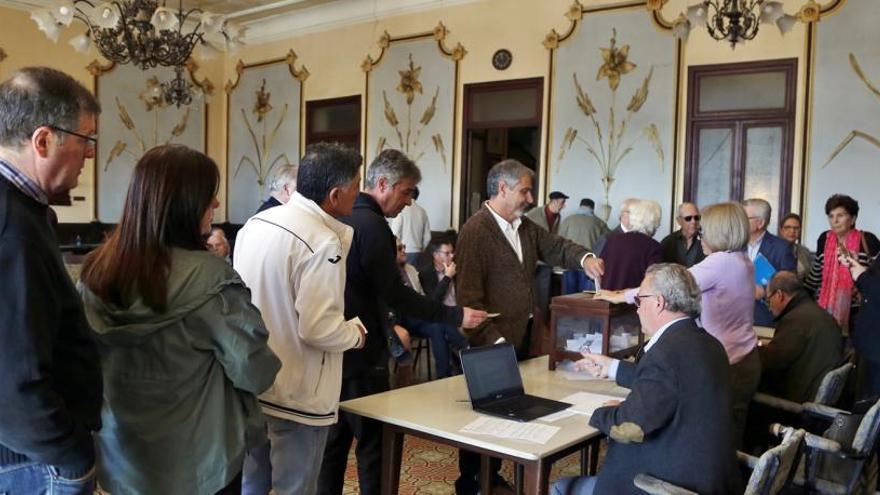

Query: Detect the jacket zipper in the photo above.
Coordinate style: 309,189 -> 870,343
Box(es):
315,352 -> 326,394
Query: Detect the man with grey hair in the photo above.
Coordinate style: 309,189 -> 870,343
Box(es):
0,67 -> 102,492
256,163 -> 297,213
660,202 -> 705,267
235,142 -> 366,495
558,264 -> 740,494
454,159 -> 602,494
743,198 -> 796,326
318,149 -> 486,495
593,197 -> 638,255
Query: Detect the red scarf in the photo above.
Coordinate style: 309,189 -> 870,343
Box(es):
818,228 -> 860,329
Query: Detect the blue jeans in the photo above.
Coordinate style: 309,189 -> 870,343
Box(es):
242,416 -> 330,495
551,475 -> 597,495
404,317 -> 468,378
0,462 -> 95,495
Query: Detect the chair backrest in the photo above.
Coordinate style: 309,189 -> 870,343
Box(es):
852,398 -> 880,455
813,362 -> 855,406
745,428 -> 805,495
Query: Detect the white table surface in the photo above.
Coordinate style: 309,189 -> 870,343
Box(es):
340,355 -> 629,462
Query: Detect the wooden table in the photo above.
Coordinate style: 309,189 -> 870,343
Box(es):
339,355 -> 629,495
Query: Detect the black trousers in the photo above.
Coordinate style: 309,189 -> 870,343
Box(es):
318,368 -> 389,495
457,321 -> 533,495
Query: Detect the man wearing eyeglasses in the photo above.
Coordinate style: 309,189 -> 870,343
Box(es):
743,198 -> 797,326
0,67 -> 102,493
659,202 -> 705,268
555,264 -> 740,495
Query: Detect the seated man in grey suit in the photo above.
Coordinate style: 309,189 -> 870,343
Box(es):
553,263 -> 741,495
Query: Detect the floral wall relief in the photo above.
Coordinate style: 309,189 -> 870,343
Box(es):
557,29 -> 664,221
822,53 -> 880,168
364,24 -> 461,229
234,78 -> 292,187
225,50 -> 306,224
377,54 -> 447,170
94,61 -> 208,222
105,76 -> 192,170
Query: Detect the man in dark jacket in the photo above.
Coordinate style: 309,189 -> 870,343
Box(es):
255,163 -> 297,213
557,263 -> 741,494
839,251 -> 880,398
760,271 -> 843,403
0,67 -> 103,492
318,149 -> 486,495
659,202 -> 705,267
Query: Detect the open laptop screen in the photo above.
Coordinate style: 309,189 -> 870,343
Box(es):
460,344 -> 524,403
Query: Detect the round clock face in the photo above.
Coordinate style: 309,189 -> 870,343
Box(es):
492,49 -> 512,70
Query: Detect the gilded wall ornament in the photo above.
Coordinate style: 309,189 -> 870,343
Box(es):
823,53 -> 880,167
104,76 -> 192,170
377,53 -> 447,170
558,30 -> 664,221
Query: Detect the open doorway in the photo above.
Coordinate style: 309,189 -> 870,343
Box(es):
460,78 -> 543,225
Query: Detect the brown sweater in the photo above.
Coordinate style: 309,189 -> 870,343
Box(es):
456,205 -> 591,348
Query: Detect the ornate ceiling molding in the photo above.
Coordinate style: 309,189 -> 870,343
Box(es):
225,49 -> 308,93
361,21 -> 467,74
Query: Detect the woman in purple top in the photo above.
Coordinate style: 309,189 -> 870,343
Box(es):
596,202 -> 759,449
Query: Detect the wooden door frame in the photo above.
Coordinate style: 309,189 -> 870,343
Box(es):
460,77 -> 544,226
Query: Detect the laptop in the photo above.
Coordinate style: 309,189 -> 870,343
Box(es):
459,344 -> 571,422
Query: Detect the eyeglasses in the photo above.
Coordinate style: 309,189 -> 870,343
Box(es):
633,294 -> 658,308
396,245 -> 406,252
680,215 -> 701,222
47,125 -> 98,148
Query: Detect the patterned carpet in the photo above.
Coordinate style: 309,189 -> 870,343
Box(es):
341,436 -> 591,494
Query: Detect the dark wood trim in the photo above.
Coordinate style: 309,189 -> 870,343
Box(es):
688,58 -> 798,120
463,77 -> 544,129
684,58 -> 797,224
305,95 -> 361,148
459,77 -> 544,226
799,23 -> 816,218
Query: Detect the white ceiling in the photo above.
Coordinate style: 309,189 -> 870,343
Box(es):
0,0 -> 484,44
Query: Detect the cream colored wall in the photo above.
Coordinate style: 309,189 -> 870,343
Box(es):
232,0 -> 813,226
0,0 -> 818,225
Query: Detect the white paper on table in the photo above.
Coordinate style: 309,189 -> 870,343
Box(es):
460,416 -> 560,444
561,392 -> 624,416
557,370 -> 600,381
537,409 -> 578,423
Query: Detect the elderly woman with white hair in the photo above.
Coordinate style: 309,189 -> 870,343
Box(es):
598,199 -> 663,290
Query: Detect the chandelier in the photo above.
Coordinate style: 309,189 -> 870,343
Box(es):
31,0 -> 245,106
676,0 -> 799,47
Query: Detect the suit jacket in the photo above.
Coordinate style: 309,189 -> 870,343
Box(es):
854,257 -> 880,363
590,319 -> 741,494
759,292 -> 843,402
754,232 -> 797,326
557,210 -> 609,251
525,205 -> 559,233
339,193 -> 461,378
599,232 -> 663,290
418,264 -> 453,304
659,230 -> 706,268
256,196 -> 282,214
456,205 -> 589,348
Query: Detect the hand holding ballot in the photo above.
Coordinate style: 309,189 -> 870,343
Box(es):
575,353 -> 614,378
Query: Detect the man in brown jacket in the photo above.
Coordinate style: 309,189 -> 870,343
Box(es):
453,159 -> 604,495
456,159 -> 604,353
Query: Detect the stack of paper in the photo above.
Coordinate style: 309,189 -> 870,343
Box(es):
460,417 -> 560,444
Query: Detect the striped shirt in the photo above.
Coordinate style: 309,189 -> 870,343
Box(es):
0,158 -> 48,205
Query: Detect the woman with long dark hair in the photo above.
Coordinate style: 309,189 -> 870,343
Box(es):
79,144 -> 280,494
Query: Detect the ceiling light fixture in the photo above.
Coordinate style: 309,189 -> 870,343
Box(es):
31,0 -> 245,106
674,0 -> 799,47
